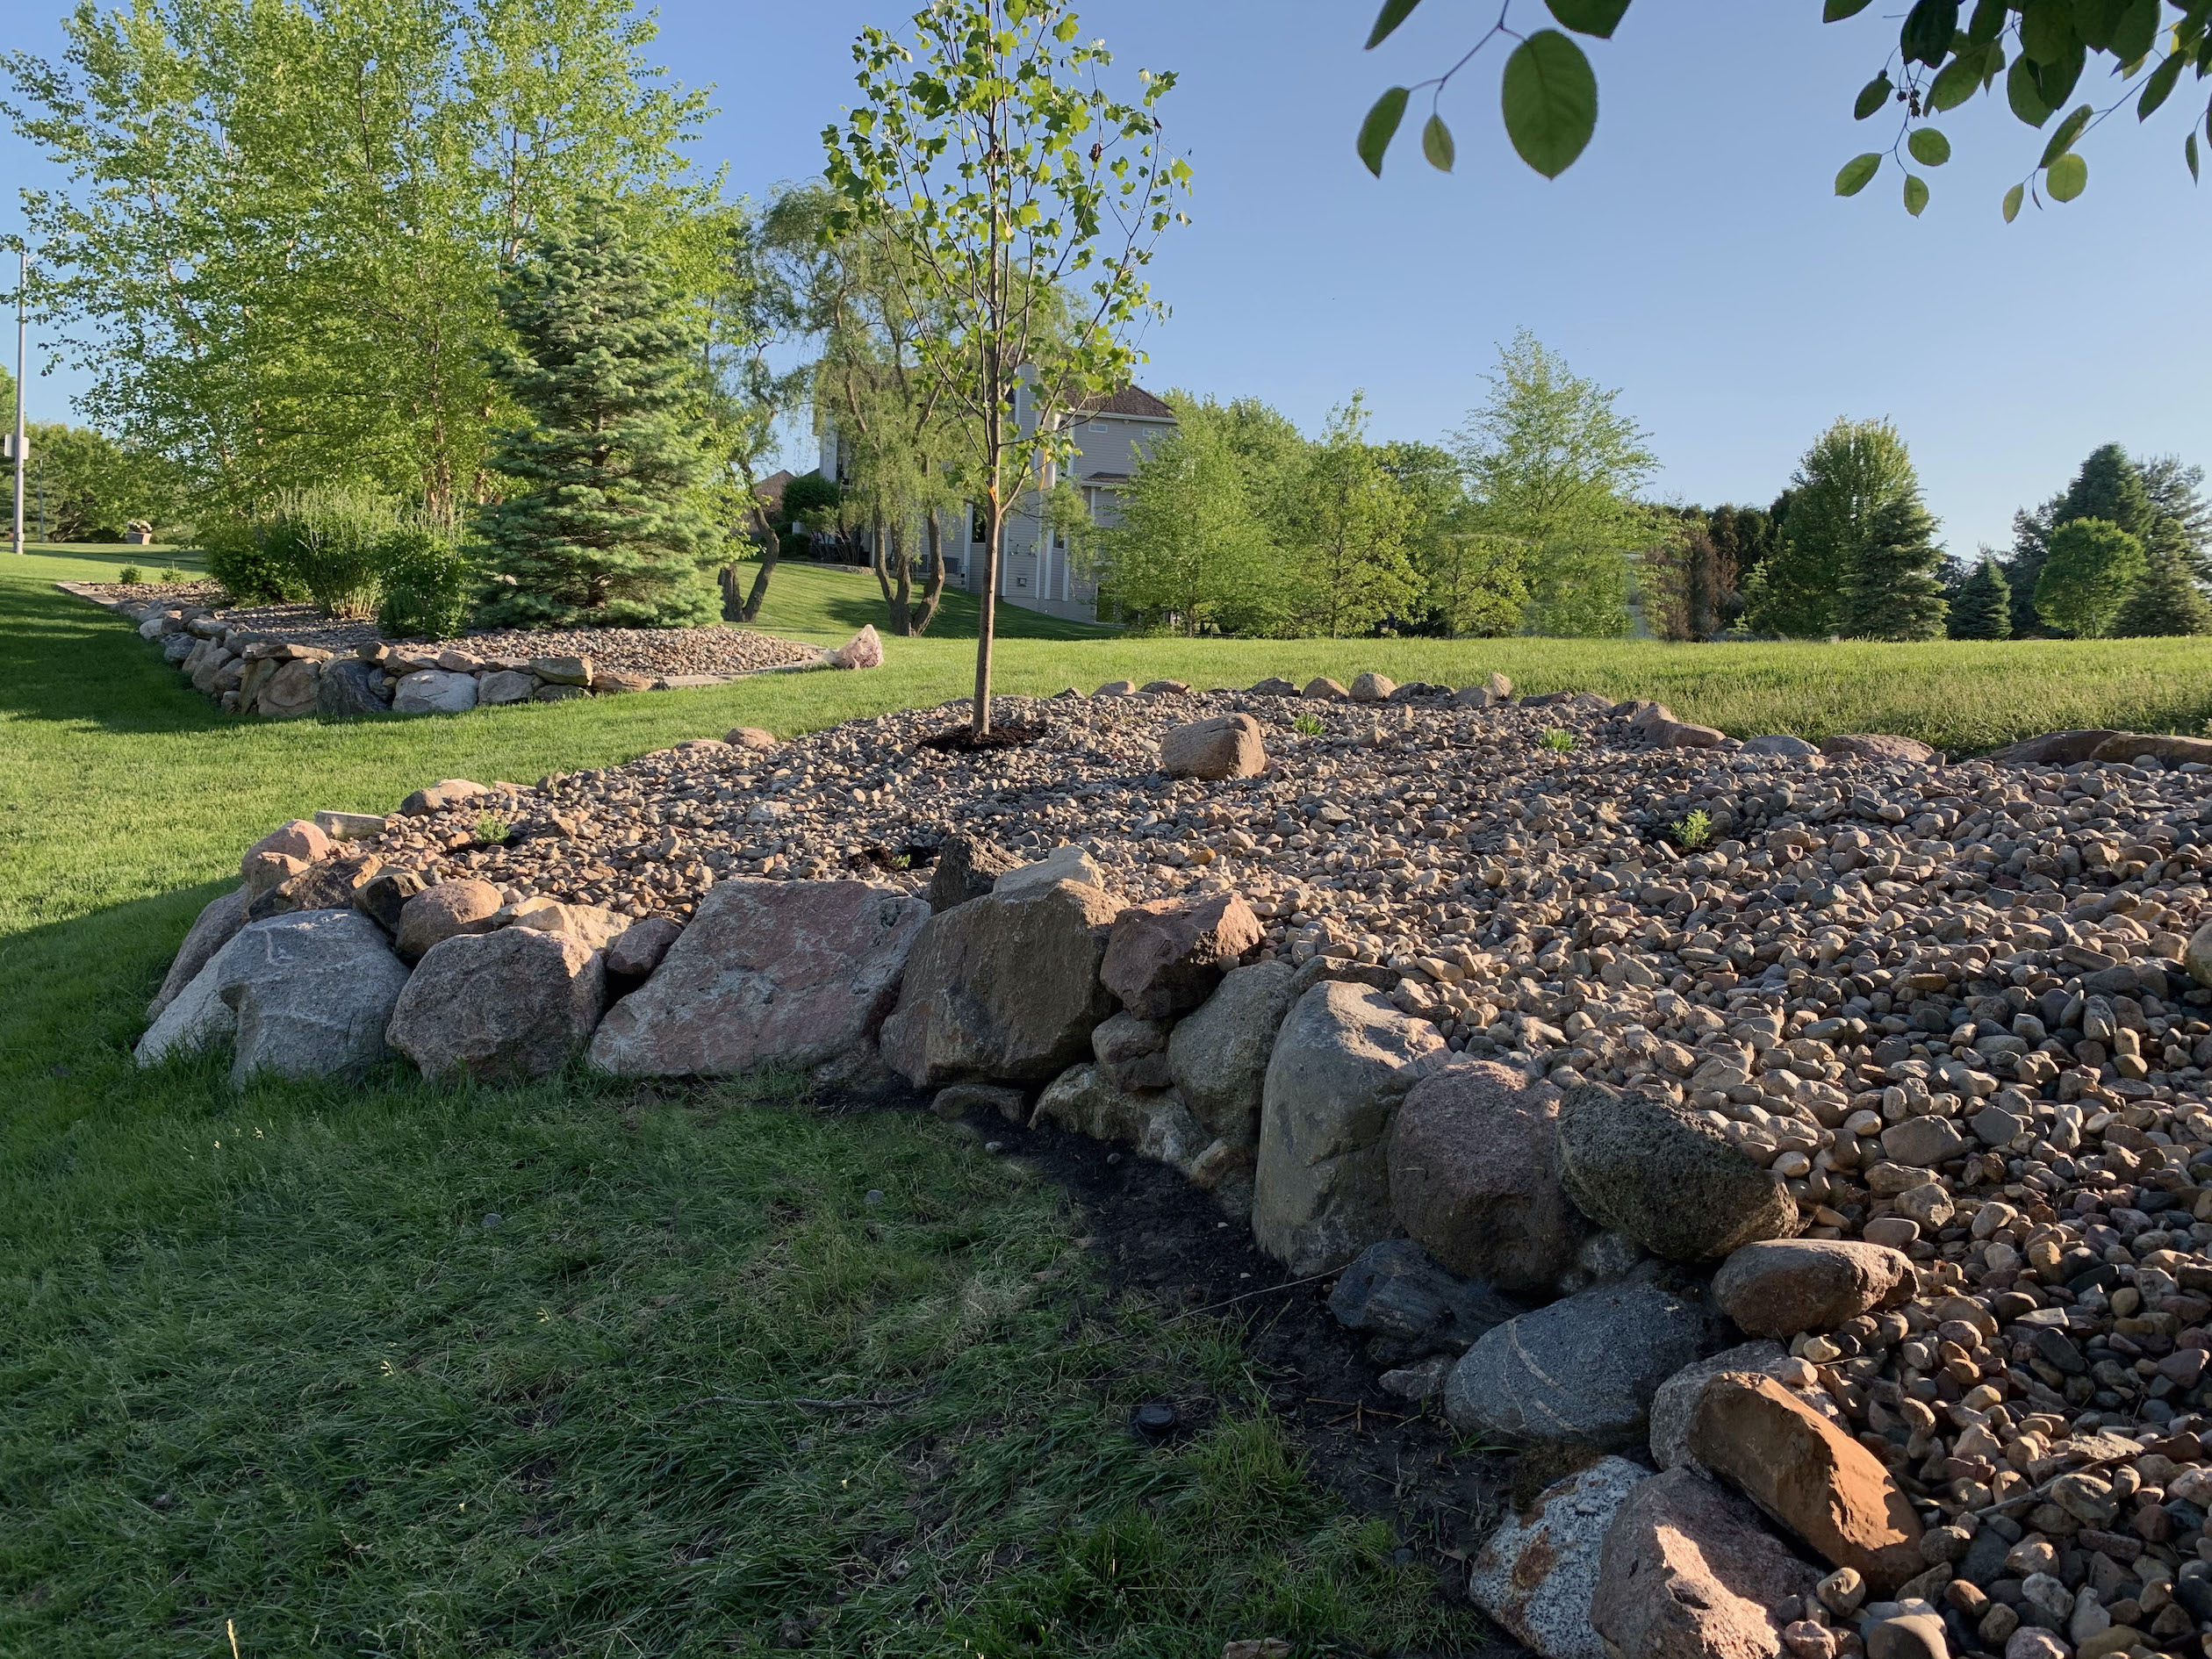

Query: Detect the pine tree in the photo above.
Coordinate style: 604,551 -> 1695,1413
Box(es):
1948,555 -> 2012,640
2059,442 -> 2152,540
1839,491 -> 1948,640
2111,520 -> 2212,637
475,204 -> 723,628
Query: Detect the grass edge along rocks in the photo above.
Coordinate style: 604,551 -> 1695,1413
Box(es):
133,672 -> 2212,1659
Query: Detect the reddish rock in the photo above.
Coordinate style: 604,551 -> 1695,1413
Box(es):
825,624 -> 883,670
1687,1372 -> 1924,1593
1712,1239 -> 1918,1338
1388,1060 -> 1584,1296
604,916 -> 682,978
241,851 -> 308,903
498,896 -> 633,951
248,850 -> 384,923
1099,891 -> 1263,1019
590,879 -> 928,1084
393,879 -> 506,960
387,927 -> 606,1082
1592,1466 -> 1821,1659
1819,734 -> 1936,766
244,819 -> 332,869
399,778 -> 486,816
724,726 -> 778,751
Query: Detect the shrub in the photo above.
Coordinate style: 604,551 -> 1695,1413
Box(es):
376,528 -> 475,640
116,564 -> 141,585
199,514 -> 302,604
266,489 -> 398,619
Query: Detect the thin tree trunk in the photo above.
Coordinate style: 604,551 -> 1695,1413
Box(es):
737,505 -> 782,626
974,499 -> 1001,738
910,512 -> 946,636
892,522 -> 916,636
873,517 -> 911,636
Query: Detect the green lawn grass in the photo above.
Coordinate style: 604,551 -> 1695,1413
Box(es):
0,546 -> 1471,1655
743,555 -> 1121,644
11,542 -> 2212,1653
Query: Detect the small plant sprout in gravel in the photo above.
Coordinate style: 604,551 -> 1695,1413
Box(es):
1541,727 -> 1576,752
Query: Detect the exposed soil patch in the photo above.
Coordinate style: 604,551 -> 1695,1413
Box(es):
916,721 -> 1049,755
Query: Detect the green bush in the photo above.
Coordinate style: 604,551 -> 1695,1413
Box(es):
266,490 -> 398,619
376,528 -> 475,640
115,564 -> 141,585
199,514 -> 303,604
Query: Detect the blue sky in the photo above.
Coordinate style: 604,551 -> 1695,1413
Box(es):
5,0 -> 2208,554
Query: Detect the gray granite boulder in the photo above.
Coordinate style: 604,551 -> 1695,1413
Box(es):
1555,1083 -> 1798,1260
1327,1239 -> 1520,1359
389,926 -> 606,1082
315,658 -> 391,716
213,908 -> 412,1086
1469,1457 -> 1651,1659
1167,960 -> 1296,1149
147,887 -> 248,1019
1446,1277 -> 1711,1449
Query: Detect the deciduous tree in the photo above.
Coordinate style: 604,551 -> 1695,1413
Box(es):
1742,418 -> 1917,638
2035,517 -> 2146,638
823,0 -> 1190,737
1282,395 -> 1418,638
1091,417 -> 1274,634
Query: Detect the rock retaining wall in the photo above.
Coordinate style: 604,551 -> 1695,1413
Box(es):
60,582 -> 876,717
132,688 -> 2212,1659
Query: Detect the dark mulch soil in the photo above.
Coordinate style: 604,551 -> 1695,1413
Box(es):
916,722 -> 1048,754
922,1095 -> 1533,1620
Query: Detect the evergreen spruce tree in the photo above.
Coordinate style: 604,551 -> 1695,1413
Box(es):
2059,442 -> 2152,541
2111,521 -> 2212,637
1948,555 -> 2012,640
1838,491 -> 1947,640
476,204 -> 722,628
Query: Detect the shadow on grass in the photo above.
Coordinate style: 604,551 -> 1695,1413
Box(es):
0,580 -> 238,733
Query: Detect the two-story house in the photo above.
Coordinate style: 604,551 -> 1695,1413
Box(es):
815,384 -> 1175,627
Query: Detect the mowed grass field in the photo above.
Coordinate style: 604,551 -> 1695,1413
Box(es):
8,542 -> 2212,1655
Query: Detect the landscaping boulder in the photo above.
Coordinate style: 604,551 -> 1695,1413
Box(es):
1742,734 -> 1818,758
1030,1063 -> 1210,1178
604,916 -> 682,979
725,725 -> 778,750
1246,678 -> 1299,697
392,670 -> 478,714
531,655 -> 591,686
148,887 -> 248,1019
388,927 -> 606,1082
1469,1457 -> 1651,1659
2092,732 -> 2212,766
1445,1278 -> 1710,1449
1712,1239 -> 1916,1338
498,896 -> 634,951
1388,1060 -> 1583,1297
316,658 -> 391,716
591,879 -> 927,1085
477,669 -> 536,706
248,850 -> 384,923
1819,734 -> 1936,765
931,1081 -> 1027,1124
1167,960 -> 1296,1150
994,844 -> 1105,897
1302,677 -> 1347,700
927,834 -> 1020,913
1555,1084 -> 1797,1260
880,878 -> 1120,1087
1251,980 -> 1447,1275
138,928 -> 254,1066
212,908 -> 412,1086
1091,1010 -> 1172,1090
255,657 -> 321,718
1686,1371 -> 1924,1593
241,851 -> 308,903
1646,1341 -> 1792,1471
395,879 -> 506,960
1983,730 -> 2124,768
1327,1239 -> 1519,1358
246,819 -> 332,868
353,869 -> 427,933
399,779 -> 485,815
1100,891 -> 1262,1020
1159,713 -> 1267,780
1348,672 -> 1395,703
1591,1467 -> 1822,1659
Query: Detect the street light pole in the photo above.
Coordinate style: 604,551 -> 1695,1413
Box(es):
11,248 -> 25,557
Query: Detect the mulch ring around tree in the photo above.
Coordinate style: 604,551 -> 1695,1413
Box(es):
916,722 -> 1049,755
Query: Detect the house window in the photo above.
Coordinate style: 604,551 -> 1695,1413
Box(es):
971,509 -> 986,544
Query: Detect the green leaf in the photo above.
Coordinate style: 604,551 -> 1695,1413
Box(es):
1545,0 -> 1632,38
2112,0 -> 2163,62
1421,111 -> 1455,171
2140,51 -> 2187,119
1835,151 -> 1885,195
2021,0 -> 2078,64
1908,126 -> 1954,164
1358,86 -> 1409,176
1900,0 -> 1962,66
1929,51 -> 1985,110
1968,0 -> 2008,44
1499,31 -> 1599,178
1822,0 -> 1877,18
1904,173 -> 1931,214
2003,180 -> 2026,219
2189,129 -> 2201,183
2040,102 -> 2094,166
1366,0 -> 1424,50
2046,150 -> 2089,199
2037,40 -> 2086,104
2007,54 -> 2055,124
2072,0 -> 2126,52
1856,73 -> 1895,118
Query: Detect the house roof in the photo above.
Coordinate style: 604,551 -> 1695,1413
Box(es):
751,469 -> 795,509
1074,386 -> 1176,420
1081,470 -> 1131,484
